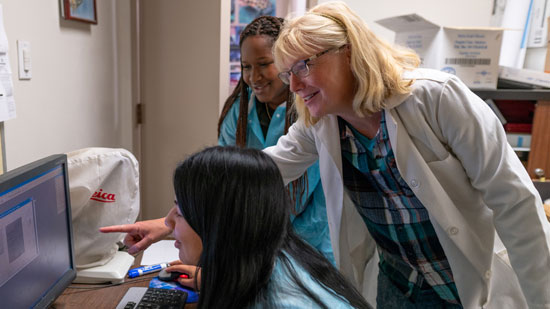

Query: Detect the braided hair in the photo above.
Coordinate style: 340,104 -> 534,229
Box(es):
218,15 -> 307,210
218,15 -> 294,145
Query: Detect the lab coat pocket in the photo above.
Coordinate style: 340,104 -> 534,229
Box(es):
427,154 -> 468,187
426,153 -> 480,208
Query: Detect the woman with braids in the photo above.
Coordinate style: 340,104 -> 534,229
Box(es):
218,15 -> 334,264
163,146 -> 370,308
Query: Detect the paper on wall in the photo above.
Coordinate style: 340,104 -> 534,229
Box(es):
0,4 -> 16,121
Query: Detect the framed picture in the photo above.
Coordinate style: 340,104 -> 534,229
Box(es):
60,0 -> 97,24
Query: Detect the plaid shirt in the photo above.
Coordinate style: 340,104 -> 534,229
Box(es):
338,114 -> 461,305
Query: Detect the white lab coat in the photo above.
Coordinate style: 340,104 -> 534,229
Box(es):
264,69 -> 550,308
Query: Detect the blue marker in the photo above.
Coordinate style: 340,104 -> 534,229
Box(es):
128,262 -> 170,278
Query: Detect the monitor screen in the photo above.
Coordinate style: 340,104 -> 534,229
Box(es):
0,154 -> 76,308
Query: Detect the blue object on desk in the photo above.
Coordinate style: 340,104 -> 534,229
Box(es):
128,262 -> 170,278
149,277 -> 199,303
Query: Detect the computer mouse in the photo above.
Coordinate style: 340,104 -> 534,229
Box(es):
158,269 -> 188,282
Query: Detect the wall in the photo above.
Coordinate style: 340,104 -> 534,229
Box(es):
139,0 -> 230,220
1,0 -> 134,170
1,0 -> 231,221
317,0 -> 493,42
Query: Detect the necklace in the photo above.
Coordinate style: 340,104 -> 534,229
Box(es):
264,101 -> 272,120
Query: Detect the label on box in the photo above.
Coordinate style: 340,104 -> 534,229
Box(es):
395,29 -> 440,68
439,29 -> 502,89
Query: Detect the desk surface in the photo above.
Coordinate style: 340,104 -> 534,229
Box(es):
51,258 -> 197,308
51,272 -> 155,308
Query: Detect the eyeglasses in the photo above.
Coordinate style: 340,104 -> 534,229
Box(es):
277,47 -> 339,85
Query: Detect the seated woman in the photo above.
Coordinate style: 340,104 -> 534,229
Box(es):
105,146 -> 370,308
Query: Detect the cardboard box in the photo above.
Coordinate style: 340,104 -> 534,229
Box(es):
499,65 -> 550,88
376,14 -> 503,89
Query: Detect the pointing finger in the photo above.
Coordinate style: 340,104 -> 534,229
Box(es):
99,225 -> 137,233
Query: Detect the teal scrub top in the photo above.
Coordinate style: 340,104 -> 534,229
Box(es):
251,252 -> 354,308
219,92 -> 334,264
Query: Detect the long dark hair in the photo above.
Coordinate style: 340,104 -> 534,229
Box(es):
173,146 -> 371,308
217,15 -> 306,209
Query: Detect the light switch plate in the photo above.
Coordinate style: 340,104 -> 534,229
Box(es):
17,40 -> 31,80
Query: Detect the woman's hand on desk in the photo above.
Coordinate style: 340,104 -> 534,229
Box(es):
99,218 -> 172,255
166,260 -> 202,291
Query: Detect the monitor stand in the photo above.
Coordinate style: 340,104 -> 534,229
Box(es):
73,251 -> 135,284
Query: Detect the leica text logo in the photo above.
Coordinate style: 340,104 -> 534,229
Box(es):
90,189 -> 116,203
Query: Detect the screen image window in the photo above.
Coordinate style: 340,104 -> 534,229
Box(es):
0,165 -> 73,308
0,198 -> 39,287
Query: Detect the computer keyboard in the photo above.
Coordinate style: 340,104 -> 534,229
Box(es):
116,287 -> 188,309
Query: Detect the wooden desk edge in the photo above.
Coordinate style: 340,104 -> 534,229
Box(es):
51,253 -> 196,308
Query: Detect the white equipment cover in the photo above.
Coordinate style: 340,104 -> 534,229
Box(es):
67,147 -> 140,269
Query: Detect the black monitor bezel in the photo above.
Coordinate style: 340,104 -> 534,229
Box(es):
0,154 -> 76,308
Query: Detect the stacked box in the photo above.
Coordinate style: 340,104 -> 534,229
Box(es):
377,14 -> 504,89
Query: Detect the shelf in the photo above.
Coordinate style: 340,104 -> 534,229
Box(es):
473,89 -> 550,101
475,88 -> 550,178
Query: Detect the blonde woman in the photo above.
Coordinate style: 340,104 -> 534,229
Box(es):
264,1 -> 550,308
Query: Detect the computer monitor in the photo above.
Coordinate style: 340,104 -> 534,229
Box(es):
0,154 -> 76,308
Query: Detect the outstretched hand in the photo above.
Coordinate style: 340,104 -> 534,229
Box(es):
99,218 -> 172,255
165,260 -> 201,291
